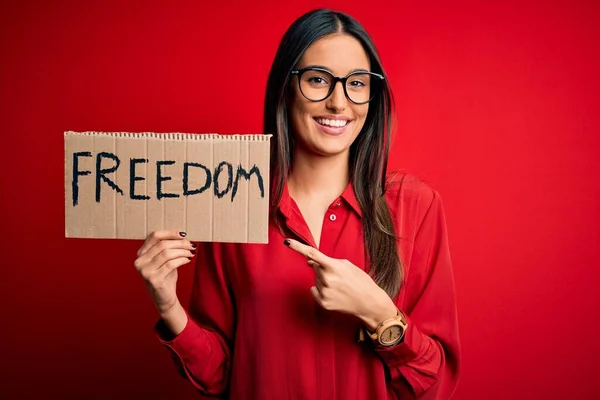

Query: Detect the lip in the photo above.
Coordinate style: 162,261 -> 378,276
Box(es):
313,116 -> 353,136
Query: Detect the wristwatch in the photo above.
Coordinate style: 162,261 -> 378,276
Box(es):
359,309 -> 408,347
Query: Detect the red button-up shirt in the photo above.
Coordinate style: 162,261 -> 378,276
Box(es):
155,173 -> 461,399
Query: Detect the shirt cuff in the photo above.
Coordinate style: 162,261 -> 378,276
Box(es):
374,314 -> 424,364
154,313 -> 213,365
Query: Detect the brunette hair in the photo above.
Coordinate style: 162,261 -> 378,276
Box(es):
263,9 -> 402,299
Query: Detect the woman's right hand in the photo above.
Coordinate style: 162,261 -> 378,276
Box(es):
134,230 -> 196,316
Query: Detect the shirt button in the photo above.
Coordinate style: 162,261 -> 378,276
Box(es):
329,214 -> 337,222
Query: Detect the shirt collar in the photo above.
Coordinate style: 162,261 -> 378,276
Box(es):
278,180 -> 363,219
340,181 -> 363,217
278,182 -> 293,219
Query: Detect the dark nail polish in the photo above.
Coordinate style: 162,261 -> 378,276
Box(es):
191,243 -> 197,249
191,249 -> 196,255
187,257 -> 192,260
179,231 -> 187,237
284,239 -> 290,247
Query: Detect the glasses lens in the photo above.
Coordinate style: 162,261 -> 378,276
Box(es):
299,70 -> 333,101
345,73 -> 376,104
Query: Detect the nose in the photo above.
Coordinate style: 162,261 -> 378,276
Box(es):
326,80 -> 347,112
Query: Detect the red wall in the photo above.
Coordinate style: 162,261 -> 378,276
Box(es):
1,1 -> 598,398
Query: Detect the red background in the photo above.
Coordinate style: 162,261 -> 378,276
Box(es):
1,0 -> 599,398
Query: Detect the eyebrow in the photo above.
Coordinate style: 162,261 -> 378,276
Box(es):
302,65 -> 371,74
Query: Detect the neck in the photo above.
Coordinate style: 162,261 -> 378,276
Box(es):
288,147 -> 350,202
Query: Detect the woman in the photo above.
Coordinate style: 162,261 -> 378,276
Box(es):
134,8 -> 461,400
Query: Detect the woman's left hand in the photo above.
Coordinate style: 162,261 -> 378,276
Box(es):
284,238 -> 398,330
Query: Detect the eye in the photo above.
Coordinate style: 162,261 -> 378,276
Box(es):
306,75 -> 329,85
302,70 -> 331,87
347,73 -> 371,90
348,80 -> 365,87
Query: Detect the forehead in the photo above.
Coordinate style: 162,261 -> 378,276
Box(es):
297,33 -> 371,75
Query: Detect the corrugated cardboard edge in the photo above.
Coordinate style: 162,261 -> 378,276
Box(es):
64,131 -> 273,141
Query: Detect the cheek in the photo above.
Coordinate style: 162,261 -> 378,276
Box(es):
290,105 -> 306,134
358,105 -> 369,120
352,106 -> 370,132
290,100 -> 317,130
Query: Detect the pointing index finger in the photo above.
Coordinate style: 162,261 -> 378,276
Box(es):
284,238 -> 331,266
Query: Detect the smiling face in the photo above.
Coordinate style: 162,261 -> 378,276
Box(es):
288,33 -> 371,158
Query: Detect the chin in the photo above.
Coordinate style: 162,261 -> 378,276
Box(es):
312,144 -> 350,157
303,130 -> 357,157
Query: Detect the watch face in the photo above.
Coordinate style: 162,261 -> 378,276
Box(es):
380,325 -> 403,345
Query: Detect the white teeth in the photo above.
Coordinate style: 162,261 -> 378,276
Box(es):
316,118 -> 349,128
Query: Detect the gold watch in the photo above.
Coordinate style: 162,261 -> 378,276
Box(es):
359,309 -> 408,347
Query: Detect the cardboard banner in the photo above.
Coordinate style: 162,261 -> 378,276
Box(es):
64,131 -> 271,243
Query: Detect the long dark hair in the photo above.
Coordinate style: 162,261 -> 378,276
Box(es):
263,9 -> 402,299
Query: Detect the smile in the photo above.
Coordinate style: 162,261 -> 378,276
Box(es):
315,118 -> 349,128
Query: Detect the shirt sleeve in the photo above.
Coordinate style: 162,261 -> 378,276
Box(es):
154,241 -> 235,397
377,187 -> 461,399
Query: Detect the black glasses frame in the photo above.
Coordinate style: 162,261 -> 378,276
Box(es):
290,67 -> 385,105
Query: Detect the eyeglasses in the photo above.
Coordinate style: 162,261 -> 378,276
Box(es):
291,67 -> 385,105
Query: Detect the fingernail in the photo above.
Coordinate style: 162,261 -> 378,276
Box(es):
191,243 -> 197,249
191,249 -> 196,255
284,239 -> 290,247
179,231 -> 187,237
187,257 -> 192,260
